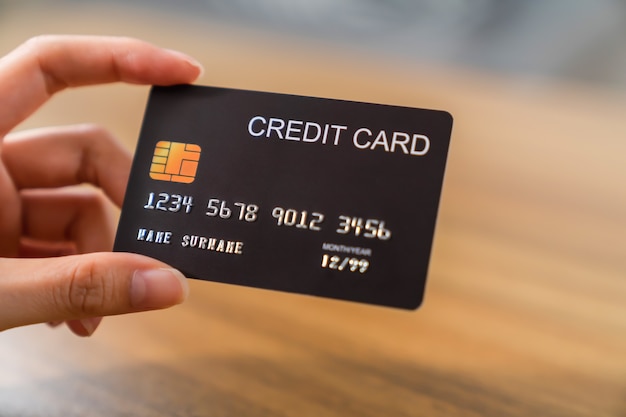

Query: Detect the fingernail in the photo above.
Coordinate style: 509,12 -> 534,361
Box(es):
195,61 -> 205,79
165,49 -> 204,78
79,317 -> 102,337
131,268 -> 189,310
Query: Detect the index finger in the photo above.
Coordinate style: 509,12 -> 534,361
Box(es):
0,35 -> 203,137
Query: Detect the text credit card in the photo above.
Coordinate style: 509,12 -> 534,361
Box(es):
114,85 -> 453,309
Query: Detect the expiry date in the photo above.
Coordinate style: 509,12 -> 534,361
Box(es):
321,254 -> 370,273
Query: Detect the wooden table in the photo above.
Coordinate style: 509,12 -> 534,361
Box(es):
1,5 -> 625,416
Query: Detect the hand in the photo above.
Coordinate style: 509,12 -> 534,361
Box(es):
0,35 -> 204,336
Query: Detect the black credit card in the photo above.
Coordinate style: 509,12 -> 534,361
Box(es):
114,85 -> 453,309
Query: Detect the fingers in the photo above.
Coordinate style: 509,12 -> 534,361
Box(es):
20,186 -> 117,254
19,186 -> 115,336
47,318 -> 102,338
0,35 -> 203,137
0,252 -> 189,332
0,164 -> 20,256
3,124 -> 131,206
0,36 -> 198,334
0,124 -> 129,257
66,317 -> 103,337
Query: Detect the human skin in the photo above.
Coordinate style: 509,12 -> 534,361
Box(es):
0,35 -> 204,336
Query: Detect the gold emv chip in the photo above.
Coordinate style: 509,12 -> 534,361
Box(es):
149,141 -> 201,183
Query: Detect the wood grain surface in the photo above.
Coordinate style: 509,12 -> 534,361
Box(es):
1,5 -> 625,416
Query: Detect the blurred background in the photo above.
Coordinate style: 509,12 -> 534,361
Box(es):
2,0 -> 626,91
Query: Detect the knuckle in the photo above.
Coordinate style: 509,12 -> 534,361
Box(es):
56,260 -> 115,317
116,36 -> 144,47
76,123 -> 110,140
19,35 -> 68,93
74,124 -> 120,184
21,35 -> 53,52
20,36 -> 62,66
76,132 -> 102,184
78,187 -> 109,211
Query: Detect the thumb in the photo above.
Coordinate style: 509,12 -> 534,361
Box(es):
0,252 -> 189,331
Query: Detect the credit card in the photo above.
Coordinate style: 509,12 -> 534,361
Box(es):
114,85 -> 453,309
